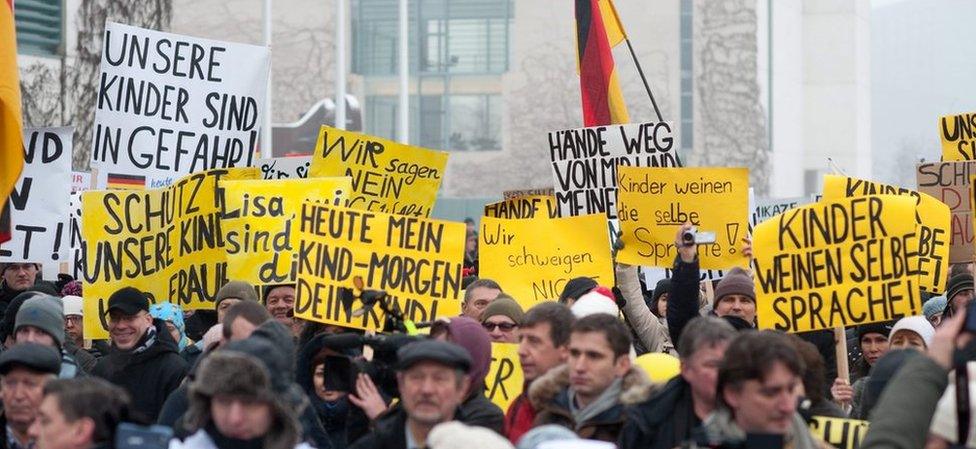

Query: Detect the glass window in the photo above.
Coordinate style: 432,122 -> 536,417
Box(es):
14,0 -> 63,56
448,94 -> 501,151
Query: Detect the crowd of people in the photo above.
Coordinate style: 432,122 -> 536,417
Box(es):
0,222 -> 973,449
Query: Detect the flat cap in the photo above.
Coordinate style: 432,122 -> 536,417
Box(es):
397,340 -> 472,373
0,343 -> 61,375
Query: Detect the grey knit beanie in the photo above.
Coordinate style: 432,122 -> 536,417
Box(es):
16,295 -> 65,348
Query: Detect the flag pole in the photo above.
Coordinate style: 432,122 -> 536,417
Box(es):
397,0 -> 409,143
262,0 -> 273,157
623,37 -> 663,123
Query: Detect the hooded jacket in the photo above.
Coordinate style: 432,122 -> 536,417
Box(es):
442,317 -> 505,433
617,375 -> 700,449
92,318 -> 189,422
346,407 -> 409,449
688,408 -> 831,449
616,264 -> 674,354
529,364 -> 651,442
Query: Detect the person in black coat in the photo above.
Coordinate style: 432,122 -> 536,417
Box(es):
91,287 -> 188,423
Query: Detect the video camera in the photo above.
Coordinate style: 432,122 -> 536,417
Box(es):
313,332 -> 422,399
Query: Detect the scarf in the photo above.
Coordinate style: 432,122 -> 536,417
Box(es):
568,377 -> 623,428
701,408 -> 820,449
204,421 -> 263,449
132,326 -> 157,354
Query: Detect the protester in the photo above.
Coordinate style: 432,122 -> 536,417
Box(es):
28,378 -> 132,449
689,330 -> 828,448
61,295 -> 108,368
14,295 -> 86,378
615,264 -> 673,354
221,300 -> 273,343
431,316 -> 505,432
888,315 -> 935,351
427,421 -> 514,449
347,340 -> 473,449
515,425 -> 579,449
462,279 -> 502,320
944,273 -> 974,318
0,343 -> 62,449
480,295 -> 524,344
785,334 -> 846,418
925,295 -> 948,328
0,291 -> 44,348
666,225 -> 711,345
150,302 -> 190,351
854,349 -> 916,420
92,287 -> 188,423
215,280 -> 259,323
832,322 -> 892,414
569,288 -> 619,319
529,313 -> 649,442
557,277 -> 597,307
0,263 -> 41,320
504,302 -> 574,444
618,317 -> 736,449
264,284 -> 301,336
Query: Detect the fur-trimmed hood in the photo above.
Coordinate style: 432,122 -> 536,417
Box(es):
528,363 -> 652,409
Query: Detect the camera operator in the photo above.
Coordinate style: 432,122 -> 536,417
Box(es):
28,378 -> 132,449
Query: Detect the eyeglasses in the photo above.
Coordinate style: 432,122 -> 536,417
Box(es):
482,322 -> 518,332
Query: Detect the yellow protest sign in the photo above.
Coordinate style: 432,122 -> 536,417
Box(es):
309,126 -> 448,217
503,188 -> 554,199
940,112 -> 976,161
478,214 -> 613,307
823,175 -> 950,293
809,416 -> 869,449
294,202 -> 465,331
221,177 -> 351,286
80,168 -> 259,339
753,195 -> 922,333
616,167 -> 749,270
483,195 -> 559,219
485,342 -> 523,411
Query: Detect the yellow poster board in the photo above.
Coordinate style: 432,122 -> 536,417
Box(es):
940,112 -> 976,161
485,342 -> 523,411
309,126 -> 448,217
616,166 -> 749,270
478,214 -> 613,307
80,168 -> 259,339
809,416 -> 869,449
294,202 -> 465,331
221,177 -> 351,286
823,174 -> 950,293
753,195 -> 922,333
483,195 -> 559,219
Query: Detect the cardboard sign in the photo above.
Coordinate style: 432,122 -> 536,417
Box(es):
478,214 -> 613,307
221,177 -> 351,286
294,202 -> 464,331
916,161 -> 976,263
809,416 -> 869,449
940,112 -> 976,161
503,188 -> 554,199
753,195 -> 921,333
309,126 -> 448,218
823,175 -> 950,293
90,22 -> 269,189
67,193 -> 85,280
751,196 -> 813,229
483,195 -> 559,219
548,122 -> 679,219
257,156 -> 311,180
0,127 -> 73,264
485,342 -> 523,411
616,167 -> 749,270
71,172 -> 92,193
80,168 -> 259,339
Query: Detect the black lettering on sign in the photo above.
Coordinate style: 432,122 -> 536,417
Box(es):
487,356 -> 516,402
167,260 -> 226,306
103,29 -> 225,82
942,113 -> 976,160
319,130 -> 383,168
295,278 -> 382,329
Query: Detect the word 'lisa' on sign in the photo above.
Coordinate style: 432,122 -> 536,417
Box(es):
294,202 -> 465,331
916,161 -> 976,264
221,177 -> 351,286
822,174 -> 950,293
477,214 -> 613,308
940,112 -> 976,161
80,167 -> 259,340
483,195 -> 559,219
547,121 -> 680,219
752,195 -> 922,333
809,416 -> 869,449
90,22 -> 270,189
485,342 -> 523,411
309,126 -> 448,218
615,166 -> 749,270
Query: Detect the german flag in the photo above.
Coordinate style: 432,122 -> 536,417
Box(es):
0,0 -> 25,244
107,173 -> 147,190
575,0 -> 630,127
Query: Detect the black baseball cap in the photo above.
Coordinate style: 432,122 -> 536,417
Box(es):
0,343 -> 61,375
107,287 -> 150,316
396,340 -> 472,373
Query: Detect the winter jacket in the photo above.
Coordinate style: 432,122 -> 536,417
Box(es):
63,338 -> 97,373
92,318 -> 189,423
618,375 -> 701,449
616,264 -> 673,354
850,376 -> 868,419
860,352 -> 948,449
529,364 -> 650,443
0,283 -> 25,324
346,408 -> 409,449
169,428 -> 314,449
504,390 -> 536,444
667,256 -> 704,345
687,408 -> 832,449
460,385 -> 505,434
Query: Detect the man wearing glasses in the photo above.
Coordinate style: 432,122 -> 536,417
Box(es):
479,295 -> 523,344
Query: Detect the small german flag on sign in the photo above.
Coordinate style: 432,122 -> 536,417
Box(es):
106,173 -> 146,190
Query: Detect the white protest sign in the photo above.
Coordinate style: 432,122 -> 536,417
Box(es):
257,156 -> 311,180
548,122 -> 680,219
90,22 -> 270,189
0,127 -> 73,264
751,196 -> 813,228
